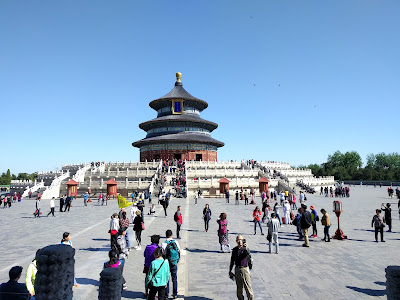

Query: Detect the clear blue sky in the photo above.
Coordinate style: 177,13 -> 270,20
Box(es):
1,1 -> 399,174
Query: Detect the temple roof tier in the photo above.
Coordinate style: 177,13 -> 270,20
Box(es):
139,114 -> 218,132
132,132 -> 224,148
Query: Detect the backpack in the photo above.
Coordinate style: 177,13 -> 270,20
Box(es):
219,220 -> 227,234
174,212 -> 178,222
165,240 -> 180,265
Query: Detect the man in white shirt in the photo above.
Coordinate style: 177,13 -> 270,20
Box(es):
47,197 -> 55,217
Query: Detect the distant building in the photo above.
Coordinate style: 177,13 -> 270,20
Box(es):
132,73 -> 224,161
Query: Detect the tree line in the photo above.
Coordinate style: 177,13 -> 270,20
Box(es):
0,169 -> 38,185
299,151 -> 400,181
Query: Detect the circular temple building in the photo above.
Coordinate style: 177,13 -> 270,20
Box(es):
132,73 -> 224,161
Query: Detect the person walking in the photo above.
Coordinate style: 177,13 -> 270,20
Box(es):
47,197 -> 55,217
83,192 -> 89,207
174,206 -> 183,239
235,190 -> 239,205
34,198 -> 41,218
217,213 -> 230,252
133,210 -> 144,250
194,192 -> 198,205
267,213 -> 280,254
162,195 -> 168,217
64,195 -> 72,212
320,209 -> 331,242
253,206 -> 264,235
162,230 -> 181,299
143,235 -> 160,298
381,203 -> 392,232
244,190 -> 249,205
203,204 -> 212,232
300,204 -> 312,247
229,235 -> 254,300
59,195 -> 65,212
371,209 -> 385,242
310,205 -> 318,238
145,247 -> 170,300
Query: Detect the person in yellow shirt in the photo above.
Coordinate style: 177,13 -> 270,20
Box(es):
320,209 -> 331,242
25,249 -> 41,298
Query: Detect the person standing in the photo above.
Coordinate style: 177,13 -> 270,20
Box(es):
145,247 -> 170,300
225,188 -> 230,204
250,188 -> 255,204
268,213 -> 280,254
133,210 -> 144,250
217,213 -> 230,252
28,190 -> 32,199
282,200 -> 291,225
229,235 -> 254,300
143,235 -> 160,298
252,206 -> 264,235
310,205 -> 318,238
300,204 -> 312,247
273,203 -> 283,227
47,197 -> 55,217
244,190 -> 249,205
235,191 -> 239,205
25,249 -> 40,299
203,204 -> 212,232
61,232 -> 78,287
371,209 -> 385,242
119,211 -> 130,249
320,209 -> 331,242
162,230 -> 181,300
381,203 -> 392,232
59,195 -> 65,212
34,198 -> 41,218
110,213 -> 120,251
194,192 -> 198,205
174,206 -> 183,239
103,250 -> 126,291
0,266 -> 30,300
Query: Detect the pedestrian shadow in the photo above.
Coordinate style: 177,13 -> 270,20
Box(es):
92,238 -> 109,241
184,297 -> 213,300
248,250 -> 269,254
122,290 -> 145,298
346,285 -> 386,296
185,248 -> 221,254
76,277 -> 99,286
374,281 -> 386,286
353,229 -> 375,232
347,238 -> 376,243
186,229 -> 200,232
79,247 -> 109,252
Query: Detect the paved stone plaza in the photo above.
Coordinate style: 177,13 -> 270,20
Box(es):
0,185 -> 398,299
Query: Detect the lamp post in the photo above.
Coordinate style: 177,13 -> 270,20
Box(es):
332,200 -> 347,240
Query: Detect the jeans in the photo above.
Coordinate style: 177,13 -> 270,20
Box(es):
125,230 -> 131,248
375,226 -> 384,241
312,222 -> 317,236
176,222 -> 181,238
204,220 -> 209,231
276,213 -> 282,225
166,264 -> 178,297
297,225 -> 303,238
253,220 -> 263,234
324,225 -> 330,241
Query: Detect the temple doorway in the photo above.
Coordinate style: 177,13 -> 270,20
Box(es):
154,155 -> 160,160
196,154 -> 202,161
174,153 -> 182,160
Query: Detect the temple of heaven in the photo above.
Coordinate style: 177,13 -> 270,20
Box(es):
132,73 -> 224,162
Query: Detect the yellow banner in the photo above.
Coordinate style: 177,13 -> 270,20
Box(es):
117,195 -> 133,209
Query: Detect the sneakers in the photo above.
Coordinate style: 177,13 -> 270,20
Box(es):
302,244 -> 309,247
122,284 -> 127,290
261,233 -> 265,235
136,246 -> 141,250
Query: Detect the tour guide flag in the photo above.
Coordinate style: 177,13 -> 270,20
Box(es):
117,195 -> 133,209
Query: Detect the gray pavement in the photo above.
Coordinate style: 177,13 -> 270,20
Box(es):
0,186 -> 399,299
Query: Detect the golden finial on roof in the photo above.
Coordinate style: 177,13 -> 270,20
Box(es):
176,72 -> 182,82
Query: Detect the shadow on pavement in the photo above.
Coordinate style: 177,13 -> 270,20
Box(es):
347,238 -> 376,243
92,238 -> 109,241
79,247 -> 109,251
76,277 -> 99,286
374,281 -> 386,286
185,248 -> 221,253
346,285 -> 386,296
353,229 -> 375,232
184,297 -> 213,300
122,290 -> 146,298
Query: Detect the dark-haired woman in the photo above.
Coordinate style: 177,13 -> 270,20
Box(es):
133,210 -> 143,250
61,232 -> 78,287
145,247 -> 170,300
217,213 -> 230,252
104,249 -> 127,290
203,204 -> 212,232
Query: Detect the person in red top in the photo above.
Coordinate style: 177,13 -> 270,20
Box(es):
174,206 -> 183,239
253,206 -> 264,235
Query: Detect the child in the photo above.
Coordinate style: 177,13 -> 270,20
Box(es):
148,204 -> 155,215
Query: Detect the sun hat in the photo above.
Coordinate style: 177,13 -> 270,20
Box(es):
310,205 -> 315,210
